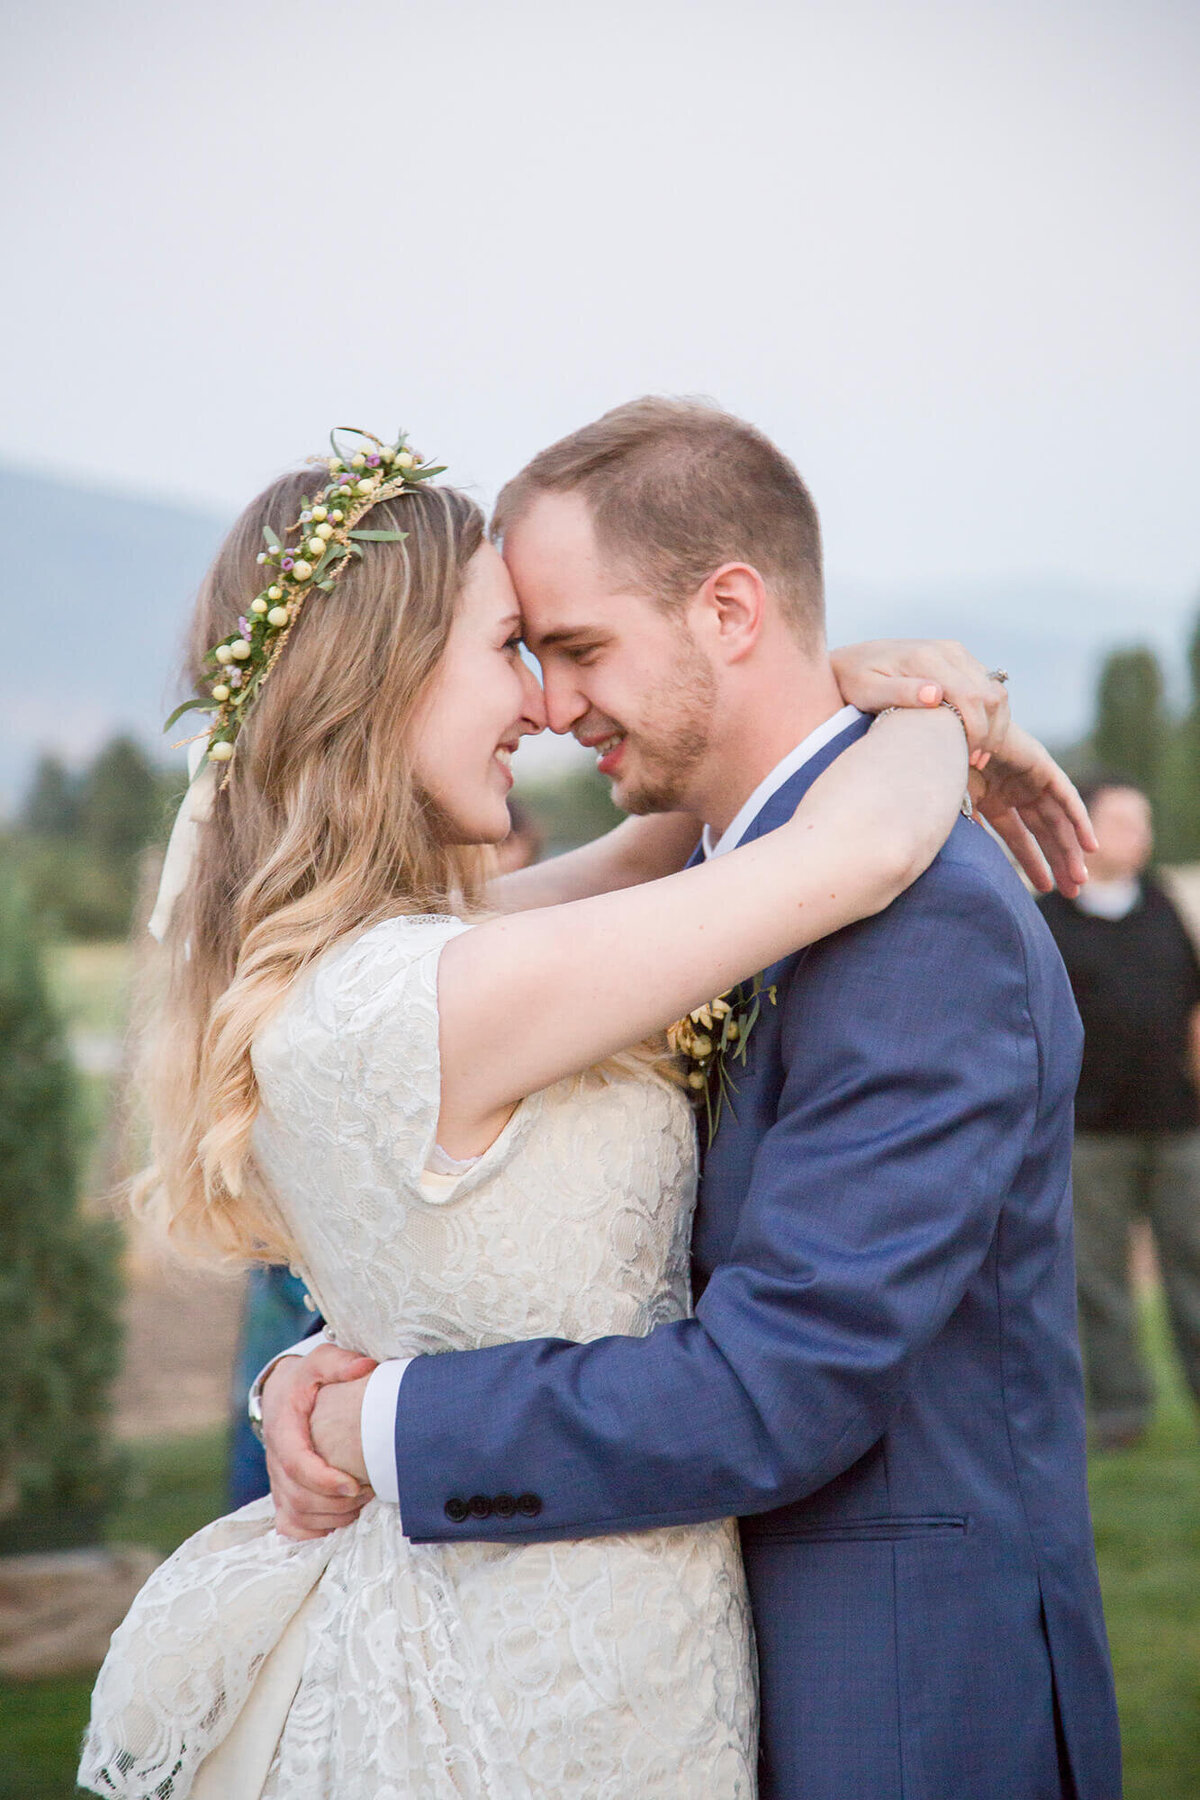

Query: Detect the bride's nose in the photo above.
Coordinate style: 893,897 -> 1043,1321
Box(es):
518,658 -> 548,734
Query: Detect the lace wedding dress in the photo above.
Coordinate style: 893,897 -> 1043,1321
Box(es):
80,916 -> 757,1799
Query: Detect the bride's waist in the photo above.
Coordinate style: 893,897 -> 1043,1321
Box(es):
323,1312 -> 689,1361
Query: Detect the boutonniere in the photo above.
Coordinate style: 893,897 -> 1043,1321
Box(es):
668,973 -> 778,1140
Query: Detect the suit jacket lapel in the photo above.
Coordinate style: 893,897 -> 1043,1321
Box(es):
686,714 -> 871,866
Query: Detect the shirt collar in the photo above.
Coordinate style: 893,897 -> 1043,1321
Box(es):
1074,876 -> 1142,921
701,705 -> 865,859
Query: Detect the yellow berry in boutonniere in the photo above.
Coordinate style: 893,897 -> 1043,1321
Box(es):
328,458 -> 343,474
725,1021 -> 740,1041
330,509 -> 344,524
230,639 -> 252,660
214,644 -> 234,665
355,477 -> 375,495
395,451 -> 415,469
311,505 -> 328,522
292,559 -> 313,581
267,605 -> 289,627
315,521 -> 334,540
306,536 -> 325,557
209,740 -> 234,763
267,585 -> 283,601
351,452 -> 367,469
211,683 -> 230,702
687,1071 -> 706,1090
250,597 -> 269,615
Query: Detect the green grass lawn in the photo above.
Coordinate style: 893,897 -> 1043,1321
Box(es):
1087,1302 -> 1200,1796
4,1329 -> 1197,1798
44,941 -> 135,1190
43,943 -> 133,1041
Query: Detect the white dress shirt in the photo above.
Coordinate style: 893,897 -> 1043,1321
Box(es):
700,705 -> 864,858
266,703 -> 867,1511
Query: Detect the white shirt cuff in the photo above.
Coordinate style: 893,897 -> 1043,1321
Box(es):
250,1326 -> 329,1397
361,1359 -> 412,1509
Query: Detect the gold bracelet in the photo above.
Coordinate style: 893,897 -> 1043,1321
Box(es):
875,698 -> 967,733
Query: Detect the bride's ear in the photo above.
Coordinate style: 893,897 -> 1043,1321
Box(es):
693,562 -> 769,665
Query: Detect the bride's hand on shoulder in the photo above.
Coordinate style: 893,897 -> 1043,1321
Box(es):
969,722 -> 1096,898
831,639 -> 1094,895
831,638 -> 1009,760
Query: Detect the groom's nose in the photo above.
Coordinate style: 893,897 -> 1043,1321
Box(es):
540,666 -> 589,736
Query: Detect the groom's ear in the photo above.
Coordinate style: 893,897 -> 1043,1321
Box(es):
693,562 -> 769,665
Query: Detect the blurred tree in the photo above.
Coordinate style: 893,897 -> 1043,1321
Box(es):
516,766 -> 624,853
1090,646 -> 1167,799
21,755 -> 80,838
80,735 -> 161,864
1160,608 -> 1200,862
0,870 -> 124,1552
5,735 -> 177,939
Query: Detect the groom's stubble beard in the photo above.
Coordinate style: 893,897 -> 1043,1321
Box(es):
614,625 -> 719,816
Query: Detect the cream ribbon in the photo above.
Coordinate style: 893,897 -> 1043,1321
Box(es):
146,739 -> 217,943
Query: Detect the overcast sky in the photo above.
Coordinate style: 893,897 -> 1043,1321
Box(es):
4,0 -> 1197,611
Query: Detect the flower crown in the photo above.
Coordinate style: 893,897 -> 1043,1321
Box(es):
166,427 -> 445,777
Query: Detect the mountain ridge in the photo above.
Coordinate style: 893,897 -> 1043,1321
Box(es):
1,465 -> 1192,812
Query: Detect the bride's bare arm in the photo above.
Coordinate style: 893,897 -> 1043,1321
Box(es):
486,811 -> 701,912
436,707 -> 967,1155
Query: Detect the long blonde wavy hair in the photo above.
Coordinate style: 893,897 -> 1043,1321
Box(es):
135,467 -> 487,1263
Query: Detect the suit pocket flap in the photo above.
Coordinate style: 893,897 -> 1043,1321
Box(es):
745,1513 -> 968,1545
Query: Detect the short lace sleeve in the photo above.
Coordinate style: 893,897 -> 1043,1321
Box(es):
281,913 -> 535,1205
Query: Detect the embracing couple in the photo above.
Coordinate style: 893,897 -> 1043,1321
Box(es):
82,399 -> 1122,1799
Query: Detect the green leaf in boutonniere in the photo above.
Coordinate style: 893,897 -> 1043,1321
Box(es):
668,972 -> 778,1143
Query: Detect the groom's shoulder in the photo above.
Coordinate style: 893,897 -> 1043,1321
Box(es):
783,814 -> 1043,993
889,813 -> 1051,955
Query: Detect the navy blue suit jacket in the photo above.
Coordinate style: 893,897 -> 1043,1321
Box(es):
393,719 -> 1121,1799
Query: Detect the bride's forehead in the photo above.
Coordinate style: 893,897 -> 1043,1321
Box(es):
460,542 -> 519,614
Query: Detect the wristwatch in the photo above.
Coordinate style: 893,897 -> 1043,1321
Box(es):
246,1362 -> 274,1444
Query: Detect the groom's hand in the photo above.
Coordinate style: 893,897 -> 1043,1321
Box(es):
262,1343 -> 377,1539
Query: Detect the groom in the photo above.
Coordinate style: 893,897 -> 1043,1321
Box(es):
262,400 -> 1122,1798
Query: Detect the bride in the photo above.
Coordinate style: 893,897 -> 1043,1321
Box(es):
80,430 -> 1088,1799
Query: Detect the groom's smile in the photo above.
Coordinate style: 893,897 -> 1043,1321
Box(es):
573,716 -> 627,778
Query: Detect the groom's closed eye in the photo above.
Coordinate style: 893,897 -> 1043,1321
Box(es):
544,639 -> 609,668
531,627 -> 611,660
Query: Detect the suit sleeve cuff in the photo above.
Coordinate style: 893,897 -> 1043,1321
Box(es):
361,1359 -> 412,1510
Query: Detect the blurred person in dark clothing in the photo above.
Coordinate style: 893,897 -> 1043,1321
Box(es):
1040,778 -> 1200,1448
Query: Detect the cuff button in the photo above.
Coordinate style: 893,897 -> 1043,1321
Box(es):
493,1493 -> 517,1519
468,1494 -> 493,1519
444,1497 -> 469,1523
516,1492 -> 543,1518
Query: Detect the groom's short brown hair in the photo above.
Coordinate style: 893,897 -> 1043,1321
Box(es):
492,397 -> 825,648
